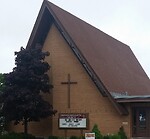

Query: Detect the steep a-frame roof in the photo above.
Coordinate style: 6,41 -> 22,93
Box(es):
27,0 -> 150,114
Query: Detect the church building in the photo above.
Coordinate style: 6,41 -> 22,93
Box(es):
11,0 -> 150,138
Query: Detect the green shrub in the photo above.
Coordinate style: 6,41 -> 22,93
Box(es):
118,126 -> 127,139
111,134 -> 121,139
70,136 -> 79,139
59,137 -> 66,139
0,132 -> 36,139
91,124 -> 103,139
103,135 -> 111,139
48,136 -> 59,139
81,136 -> 85,139
103,134 -> 121,139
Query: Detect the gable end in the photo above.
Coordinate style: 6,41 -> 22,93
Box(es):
26,0 -> 129,115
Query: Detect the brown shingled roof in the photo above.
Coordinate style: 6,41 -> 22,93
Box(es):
27,0 -> 150,114
46,1 -> 150,96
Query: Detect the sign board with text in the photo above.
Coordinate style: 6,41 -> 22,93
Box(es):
59,113 -> 88,129
85,133 -> 95,139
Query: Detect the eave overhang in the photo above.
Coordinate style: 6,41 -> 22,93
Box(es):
115,95 -> 150,103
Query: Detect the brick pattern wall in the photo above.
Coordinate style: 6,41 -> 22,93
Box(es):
10,24 -> 131,138
42,24 -> 131,137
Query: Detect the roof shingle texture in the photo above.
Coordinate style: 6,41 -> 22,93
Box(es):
48,2 -> 150,95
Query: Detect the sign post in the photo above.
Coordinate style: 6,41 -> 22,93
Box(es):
59,113 -> 88,138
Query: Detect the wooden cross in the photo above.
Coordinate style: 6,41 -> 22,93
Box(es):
61,74 -> 77,108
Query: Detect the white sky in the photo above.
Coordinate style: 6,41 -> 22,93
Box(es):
0,0 -> 150,78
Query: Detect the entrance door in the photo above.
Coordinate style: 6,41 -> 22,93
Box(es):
132,107 -> 150,137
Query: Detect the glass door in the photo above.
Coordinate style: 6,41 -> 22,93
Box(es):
132,107 -> 149,137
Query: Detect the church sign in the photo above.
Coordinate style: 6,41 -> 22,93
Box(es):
59,113 -> 88,129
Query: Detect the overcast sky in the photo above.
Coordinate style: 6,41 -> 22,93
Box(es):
0,0 -> 150,78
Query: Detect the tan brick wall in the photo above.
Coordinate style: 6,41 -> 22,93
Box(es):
10,24 -> 131,138
42,24 -> 131,137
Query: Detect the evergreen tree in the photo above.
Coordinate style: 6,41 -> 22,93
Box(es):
91,124 -> 103,139
1,45 -> 57,134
